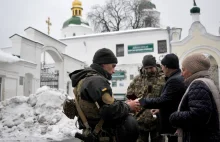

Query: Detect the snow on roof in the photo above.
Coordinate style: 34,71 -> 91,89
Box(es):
0,49 -> 20,63
0,46 -> 12,49
0,86 -> 81,141
64,22 -> 92,29
60,27 -> 166,40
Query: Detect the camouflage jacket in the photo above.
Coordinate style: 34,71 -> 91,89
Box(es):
126,67 -> 165,131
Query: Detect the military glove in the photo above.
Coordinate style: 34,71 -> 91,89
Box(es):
75,132 -> 99,142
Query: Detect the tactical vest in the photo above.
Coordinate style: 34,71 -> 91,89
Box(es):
74,76 -> 101,127
74,74 -> 116,142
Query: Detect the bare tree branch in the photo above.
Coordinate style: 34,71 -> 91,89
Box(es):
87,0 -> 159,32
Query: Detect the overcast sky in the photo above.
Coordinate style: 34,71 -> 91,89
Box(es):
0,0 -> 219,48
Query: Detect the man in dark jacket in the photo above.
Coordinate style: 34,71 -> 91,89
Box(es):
69,48 -> 140,142
139,53 -> 185,142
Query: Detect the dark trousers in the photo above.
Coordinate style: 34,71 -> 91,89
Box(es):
167,135 -> 178,142
137,130 -> 165,142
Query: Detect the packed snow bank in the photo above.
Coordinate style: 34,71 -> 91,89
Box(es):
0,86 -> 81,141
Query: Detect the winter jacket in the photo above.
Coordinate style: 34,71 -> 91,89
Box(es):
139,69 -> 185,134
127,67 -> 165,132
170,78 -> 220,142
69,63 -> 131,129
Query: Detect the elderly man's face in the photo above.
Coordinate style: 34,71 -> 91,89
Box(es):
102,64 -> 116,75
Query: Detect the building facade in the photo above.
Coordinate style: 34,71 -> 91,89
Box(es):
60,0 -> 182,100
171,1 -> 220,88
0,27 -> 85,101
61,27 -> 178,99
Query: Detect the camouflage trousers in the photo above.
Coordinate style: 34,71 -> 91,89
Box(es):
137,130 -> 165,142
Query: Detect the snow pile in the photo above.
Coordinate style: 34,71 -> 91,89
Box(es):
0,49 -> 20,63
0,86 -> 81,141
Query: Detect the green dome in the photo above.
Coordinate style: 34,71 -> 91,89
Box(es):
190,6 -> 200,14
63,16 -> 89,28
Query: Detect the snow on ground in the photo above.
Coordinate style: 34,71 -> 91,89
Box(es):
0,86 -> 81,141
0,49 -> 20,63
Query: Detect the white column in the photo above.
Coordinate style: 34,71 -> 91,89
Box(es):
55,62 -> 64,89
191,13 -> 200,23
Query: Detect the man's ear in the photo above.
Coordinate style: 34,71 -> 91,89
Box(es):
164,65 -> 168,69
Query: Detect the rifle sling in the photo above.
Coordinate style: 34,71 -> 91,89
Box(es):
73,87 -> 104,135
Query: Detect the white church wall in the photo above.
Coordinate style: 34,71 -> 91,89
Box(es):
62,25 -> 94,38
35,45 -> 43,82
0,64 -> 18,100
20,40 -> 38,63
35,32 -> 66,53
25,27 -> 66,54
54,62 -> 64,89
4,77 -> 17,100
63,54 -> 85,97
1,26 -> 86,100
5,34 -> 44,66
61,28 -> 170,96
62,28 -> 170,66
0,60 -> 38,100
5,35 -> 22,56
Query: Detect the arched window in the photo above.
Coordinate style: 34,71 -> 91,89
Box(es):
75,10 -> 78,15
79,10 -> 81,15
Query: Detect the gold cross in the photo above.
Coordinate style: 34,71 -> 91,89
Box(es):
46,17 -> 52,35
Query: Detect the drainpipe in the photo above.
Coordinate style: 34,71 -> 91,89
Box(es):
166,26 -> 172,53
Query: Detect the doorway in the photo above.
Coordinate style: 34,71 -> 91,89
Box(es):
24,73 -> 33,96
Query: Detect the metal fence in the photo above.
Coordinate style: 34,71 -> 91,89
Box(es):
40,68 -> 59,89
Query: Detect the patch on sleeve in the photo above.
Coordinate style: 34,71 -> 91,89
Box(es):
102,93 -> 114,105
102,88 -> 107,92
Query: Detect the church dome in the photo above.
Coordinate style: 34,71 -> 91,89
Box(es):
190,6 -> 200,14
72,0 -> 82,7
63,16 -> 89,28
190,0 -> 200,14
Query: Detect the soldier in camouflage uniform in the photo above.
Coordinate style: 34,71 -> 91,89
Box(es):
127,55 -> 165,142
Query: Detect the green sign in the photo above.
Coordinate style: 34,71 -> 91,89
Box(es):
112,71 -> 126,80
128,43 -> 154,54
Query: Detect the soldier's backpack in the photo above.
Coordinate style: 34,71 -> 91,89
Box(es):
62,77 -> 86,120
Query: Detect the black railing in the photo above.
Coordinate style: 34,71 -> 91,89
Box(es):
40,69 -> 59,89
